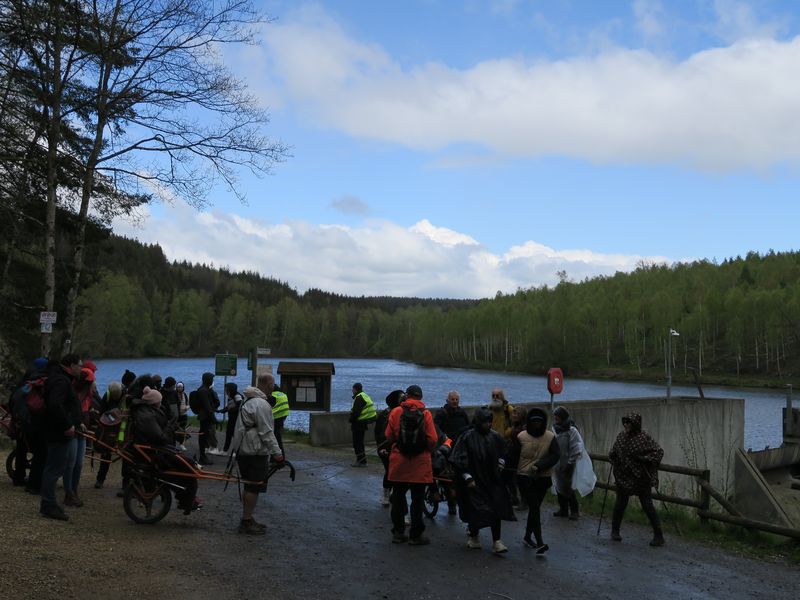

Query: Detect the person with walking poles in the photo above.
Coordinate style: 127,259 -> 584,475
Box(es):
230,374 -> 285,535
449,407 -> 515,554
385,384 -> 438,545
608,411 -> 665,547
552,406 -> 585,520
349,382 -> 376,467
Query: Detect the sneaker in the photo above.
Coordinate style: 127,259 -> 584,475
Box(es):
467,535 -> 481,549
178,444 -> 188,452
392,531 -> 409,544
182,499 -> 203,515
249,517 -> 266,532
650,533 -> 665,547
611,530 -> 622,542
408,535 -> 430,546
64,493 -> 84,508
553,509 -> 569,517
94,481 -> 104,489
380,490 -> 391,506
238,519 -> 266,535
40,506 -> 69,521
492,540 -> 509,554
535,543 -> 550,556
350,461 -> 367,468
522,537 -> 536,548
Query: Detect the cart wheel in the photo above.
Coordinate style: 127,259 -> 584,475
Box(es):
123,479 -> 172,524
5,449 -> 15,480
423,486 -> 439,519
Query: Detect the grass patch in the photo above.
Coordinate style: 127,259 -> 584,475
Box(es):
573,489 -> 800,565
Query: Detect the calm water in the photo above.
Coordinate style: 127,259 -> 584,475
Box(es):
90,357 -> 789,450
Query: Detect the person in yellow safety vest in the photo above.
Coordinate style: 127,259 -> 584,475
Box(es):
269,388 -> 290,454
349,382 -> 376,467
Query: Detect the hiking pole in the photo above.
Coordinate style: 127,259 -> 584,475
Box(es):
597,465 -> 613,536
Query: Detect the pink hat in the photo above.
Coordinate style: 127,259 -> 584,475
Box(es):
141,386 -> 162,405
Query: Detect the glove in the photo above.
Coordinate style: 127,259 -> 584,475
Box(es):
438,444 -> 451,457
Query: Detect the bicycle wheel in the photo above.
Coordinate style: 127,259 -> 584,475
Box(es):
423,485 -> 439,518
123,478 -> 172,524
5,449 -> 15,480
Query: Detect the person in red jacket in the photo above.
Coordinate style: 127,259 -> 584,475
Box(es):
385,384 -> 438,545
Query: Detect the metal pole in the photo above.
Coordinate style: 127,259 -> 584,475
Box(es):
667,329 -> 672,400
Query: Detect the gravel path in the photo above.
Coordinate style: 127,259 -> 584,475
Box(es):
1,442 -> 799,600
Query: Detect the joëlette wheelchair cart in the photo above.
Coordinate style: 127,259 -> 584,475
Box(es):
83,413 -> 295,525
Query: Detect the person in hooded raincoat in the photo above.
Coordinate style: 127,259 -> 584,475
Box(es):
608,411 -> 665,547
552,406 -> 585,520
511,407 -> 560,555
449,408 -> 515,554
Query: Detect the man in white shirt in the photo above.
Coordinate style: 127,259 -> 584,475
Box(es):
230,374 -> 285,535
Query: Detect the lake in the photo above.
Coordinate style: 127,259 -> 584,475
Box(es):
89,357 -> 790,450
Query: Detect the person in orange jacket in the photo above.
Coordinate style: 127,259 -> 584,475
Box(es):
385,384 -> 438,545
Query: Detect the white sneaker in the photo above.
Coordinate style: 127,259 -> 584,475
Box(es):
380,490 -> 391,506
492,540 -> 508,554
467,535 -> 481,549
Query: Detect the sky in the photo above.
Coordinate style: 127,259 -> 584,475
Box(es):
114,0 -> 800,299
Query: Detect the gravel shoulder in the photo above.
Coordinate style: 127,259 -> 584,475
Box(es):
1,441 -> 799,600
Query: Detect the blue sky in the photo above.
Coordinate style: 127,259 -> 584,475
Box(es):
118,1 -> 800,298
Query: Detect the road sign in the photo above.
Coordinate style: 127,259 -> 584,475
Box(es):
40,311 -> 57,324
257,347 -> 271,355
40,322 -> 53,333
215,354 -> 238,376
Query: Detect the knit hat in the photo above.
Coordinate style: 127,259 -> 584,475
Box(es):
405,384 -> 423,399
141,386 -> 162,405
122,370 -> 136,386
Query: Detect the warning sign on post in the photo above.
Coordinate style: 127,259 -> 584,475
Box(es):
214,354 -> 238,377
40,312 -> 57,324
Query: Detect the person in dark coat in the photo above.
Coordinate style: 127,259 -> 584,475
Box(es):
511,407 -> 560,554
40,354 -> 83,521
9,358 -> 49,491
433,390 -> 470,442
449,408 -> 515,554
375,389 -> 404,506
552,406 -> 585,520
608,411 -> 665,546
129,386 -> 200,514
221,382 -> 243,452
194,372 -> 219,465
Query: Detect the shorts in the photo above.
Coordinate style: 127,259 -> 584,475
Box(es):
237,454 -> 269,493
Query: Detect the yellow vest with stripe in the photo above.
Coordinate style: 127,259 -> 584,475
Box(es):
353,392 -> 376,422
271,391 -> 290,419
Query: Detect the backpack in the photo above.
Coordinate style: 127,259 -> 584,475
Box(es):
396,406 -> 428,456
23,378 -> 47,417
188,390 -> 202,414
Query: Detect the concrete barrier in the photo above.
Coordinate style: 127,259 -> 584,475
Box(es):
310,395 -> 744,499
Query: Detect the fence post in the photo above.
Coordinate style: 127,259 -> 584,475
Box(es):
699,470 -> 711,524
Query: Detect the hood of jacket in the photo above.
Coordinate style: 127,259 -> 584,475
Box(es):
526,407 -> 548,437
622,411 -> 642,435
243,386 -> 268,400
400,397 -> 426,411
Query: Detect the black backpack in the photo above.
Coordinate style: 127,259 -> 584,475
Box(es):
188,390 -> 202,414
396,406 -> 428,456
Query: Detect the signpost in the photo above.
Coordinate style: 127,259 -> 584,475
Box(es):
39,311 -> 57,345
215,353 -> 238,377
248,347 -> 272,386
547,367 -> 564,414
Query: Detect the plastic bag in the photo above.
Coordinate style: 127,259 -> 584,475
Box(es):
572,448 -> 597,497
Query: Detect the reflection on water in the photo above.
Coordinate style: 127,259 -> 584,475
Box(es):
91,357 -> 787,450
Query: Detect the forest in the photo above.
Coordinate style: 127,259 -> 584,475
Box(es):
61,234 -> 800,386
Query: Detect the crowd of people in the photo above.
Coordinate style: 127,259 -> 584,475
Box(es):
4,355 -> 667,548
350,383 -> 666,552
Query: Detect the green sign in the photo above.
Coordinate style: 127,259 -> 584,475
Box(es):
215,353 -> 238,376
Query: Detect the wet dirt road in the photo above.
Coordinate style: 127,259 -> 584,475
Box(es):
1,443 -> 798,600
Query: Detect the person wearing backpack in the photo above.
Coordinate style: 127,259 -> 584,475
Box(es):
9,358 -> 49,491
40,354 -> 83,521
375,389 -> 404,506
349,382 -> 376,467
192,372 -> 219,465
384,384 -> 438,545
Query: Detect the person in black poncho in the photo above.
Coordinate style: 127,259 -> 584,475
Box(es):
449,408 -> 515,554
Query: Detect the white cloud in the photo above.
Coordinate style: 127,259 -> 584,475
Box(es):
249,9 -> 800,171
113,201 -> 670,299
633,0 -> 664,40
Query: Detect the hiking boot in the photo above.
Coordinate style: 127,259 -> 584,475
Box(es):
391,531 -> 409,544
238,519 -> 266,535
535,543 -> 550,556
467,535 -> 481,549
650,532 -> 665,547
94,481 -> 104,489
380,489 -> 391,506
408,535 -> 430,546
350,461 -> 367,468
492,540 -> 508,554
64,493 -> 84,508
40,505 -> 69,521
611,530 -> 622,542
248,517 -> 266,532
553,509 -> 569,517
